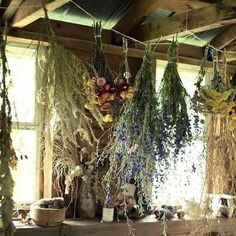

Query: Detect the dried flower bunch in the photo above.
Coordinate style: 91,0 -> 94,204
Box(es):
194,49 -> 236,115
100,45 -> 160,214
86,23 -> 133,123
0,34 -> 17,236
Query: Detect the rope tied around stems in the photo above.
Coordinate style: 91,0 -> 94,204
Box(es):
120,37 -> 131,82
195,43 -> 210,89
142,44 -> 155,66
167,37 -> 178,64
122,37 -> 128,54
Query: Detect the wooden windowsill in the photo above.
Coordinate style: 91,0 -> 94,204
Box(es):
14,216 -> 236,236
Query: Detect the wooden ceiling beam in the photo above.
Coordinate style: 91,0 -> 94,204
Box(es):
114,0 -> 210,43
158,0 -> 210,14
12,0 -> 70,28
114,0 -> 167,37
4,26 -> 236,71
132,0 -> 236,42
2,0 -> 24,21
24,19 -> 113,44
211,24 -> 236,49
5,27 -> 202,64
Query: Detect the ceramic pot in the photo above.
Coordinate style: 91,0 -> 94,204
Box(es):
102,207 -> 114,222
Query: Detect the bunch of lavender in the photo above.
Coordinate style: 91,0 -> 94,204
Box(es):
100,45 -> 161,214
157,38 -> 194,159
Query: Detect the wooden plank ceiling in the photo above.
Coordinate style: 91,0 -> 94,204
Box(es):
1,0 -> 236,63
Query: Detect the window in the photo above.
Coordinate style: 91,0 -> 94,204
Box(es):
152,61 -> 205,206
6,46 -> 39,205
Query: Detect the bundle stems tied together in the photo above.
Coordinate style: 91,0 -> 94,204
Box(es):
37,1 -> 103,196
194,48 -> 236,115
116,37 -> 131,85
100,44 -> 160,214
90,21 -> 113,84
158,38 -> 193,158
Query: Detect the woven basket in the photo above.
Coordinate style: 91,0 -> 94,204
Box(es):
30,205 -> 66,226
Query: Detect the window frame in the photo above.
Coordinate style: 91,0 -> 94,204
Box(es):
7,44 -> 41,206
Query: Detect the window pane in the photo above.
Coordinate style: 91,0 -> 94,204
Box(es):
11,129 -> 37,204
153,141 -> 205,205
7,46 -> 36,123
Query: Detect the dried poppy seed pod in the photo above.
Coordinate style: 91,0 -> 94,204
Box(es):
96,77 -> 106,87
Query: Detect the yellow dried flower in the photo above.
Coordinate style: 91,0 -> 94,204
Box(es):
103,114 -> 113,123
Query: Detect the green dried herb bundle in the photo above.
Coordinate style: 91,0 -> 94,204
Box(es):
158,38 -> 192,157
38,3 -> 103,194
100,45 -> 160,214
0,35 -> 17,236
116,38 -> 131,85
111,38 -> 133,119
90,21 -> 113,84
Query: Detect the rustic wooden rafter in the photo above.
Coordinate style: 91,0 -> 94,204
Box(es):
114,0 -> 210,43
114,0 -> 168,38
132,0 -> 236,42
2,0 -> 24,21
211,24 -> 236,49
3,23 -> 236,71
12,0 -> 70,28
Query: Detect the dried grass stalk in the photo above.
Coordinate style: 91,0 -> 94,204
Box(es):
38,3 -> 103,195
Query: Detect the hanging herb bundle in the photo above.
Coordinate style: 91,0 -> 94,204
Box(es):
87,21 -> 117,123
89,21 -> 113,84
100,45 -> 160,214
87,34 -> 134,123
194,49 -> 236,115
158,38 -> 192,157
116,38 -> 133,99
111,38 -> 134,119
0,34 -> 17,236
37,3 -> 103,195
